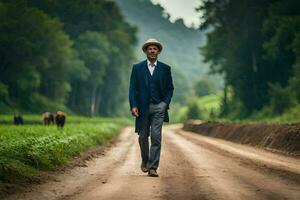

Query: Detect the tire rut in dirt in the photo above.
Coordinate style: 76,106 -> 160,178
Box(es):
165,128 -> 300,200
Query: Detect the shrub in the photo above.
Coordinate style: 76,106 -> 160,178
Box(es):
268,83 -> 295,114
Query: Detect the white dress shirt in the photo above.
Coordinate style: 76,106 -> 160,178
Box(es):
147,59 -> 157,76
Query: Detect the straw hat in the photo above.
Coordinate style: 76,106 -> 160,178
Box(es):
142,38 -> 163,52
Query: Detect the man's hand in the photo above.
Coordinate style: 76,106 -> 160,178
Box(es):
160,101 -> 167,109
131,107 -> 139,117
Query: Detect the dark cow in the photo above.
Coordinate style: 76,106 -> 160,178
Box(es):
42,112 -> 55,125
13,114 -> 24,125
55,111 -> 66,129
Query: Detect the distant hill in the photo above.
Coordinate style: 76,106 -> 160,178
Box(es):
115,0 -> 208,82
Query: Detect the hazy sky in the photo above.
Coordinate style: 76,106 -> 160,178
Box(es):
151,0 -> 203,28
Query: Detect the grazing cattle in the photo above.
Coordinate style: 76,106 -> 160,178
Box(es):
42,112 -> 55,125
13,114 -> 24,125
55,111 -> 66,129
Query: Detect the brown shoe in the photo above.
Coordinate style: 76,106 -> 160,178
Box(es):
148,169 -> 159,177
141,162 -> 148,173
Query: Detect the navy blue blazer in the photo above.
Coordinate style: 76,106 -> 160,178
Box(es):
129,60 -> 174,133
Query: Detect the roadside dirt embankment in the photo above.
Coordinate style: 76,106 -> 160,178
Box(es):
183,120 -> 300,157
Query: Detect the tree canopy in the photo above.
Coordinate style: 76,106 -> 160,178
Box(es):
0,0 -> 137,115
199,0 -> 300,118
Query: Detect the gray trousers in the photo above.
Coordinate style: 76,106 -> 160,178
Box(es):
138,102 -> 167,170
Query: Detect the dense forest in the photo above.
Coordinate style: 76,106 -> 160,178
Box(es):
0,0 -> 137,116
199,0 -> 300,120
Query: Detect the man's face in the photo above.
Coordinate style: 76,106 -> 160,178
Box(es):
145,45 -> 160,61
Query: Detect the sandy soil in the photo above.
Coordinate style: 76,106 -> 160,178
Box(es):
4,125 -> 300,200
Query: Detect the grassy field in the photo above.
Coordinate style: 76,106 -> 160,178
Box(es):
0,115 -> 132,185
195,92 -> 222,119
169,92 -> 222,123
0,114 -> 132,125
170,89 -> 300,124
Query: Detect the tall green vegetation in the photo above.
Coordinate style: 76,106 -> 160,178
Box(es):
0,0 -> 137,116
199,0 -> 300,119
0,1 -> 85,112
0,117 -> 127,183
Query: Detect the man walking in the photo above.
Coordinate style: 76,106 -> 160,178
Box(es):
129,38 -> 174,177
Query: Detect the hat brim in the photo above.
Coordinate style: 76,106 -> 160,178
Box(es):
142,42 -> 163,52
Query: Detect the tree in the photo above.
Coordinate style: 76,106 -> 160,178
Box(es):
0,1 -> 88,112
194,79 -> 215,97
262,0 -> 300,87
187,99 -> 202,119
290,33 -> 300,102
30,0 -> 137,116
0,0 -> 137,115
199,0 -> 270,116
72,31 -> 110,116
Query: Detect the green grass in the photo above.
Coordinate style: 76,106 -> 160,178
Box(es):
168,103 -> 189,123
169,92 -> 223,123
171,90 -> 300,124
204,101 -> 300,124
0,116 -> 132,184
238,104 -> 300,124
195,92 -> 222,119
0,114 -> 132,125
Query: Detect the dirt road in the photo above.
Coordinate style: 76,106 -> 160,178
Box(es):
5,125 -> 300,200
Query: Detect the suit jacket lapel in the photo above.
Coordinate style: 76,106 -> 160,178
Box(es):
142,60 -> 149,88
153,61 -> 160,77
157,61 -> 163,89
